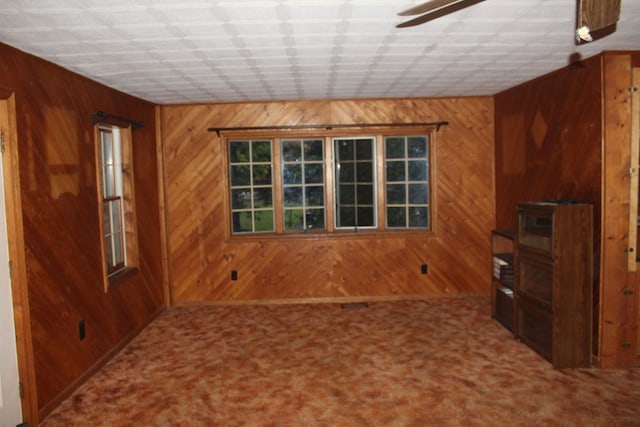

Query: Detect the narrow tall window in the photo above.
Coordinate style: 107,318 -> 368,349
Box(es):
385,135 -> 430,229
282,139 -> 325,231
334,137 -> 376,229
100,127 -> 125,273
229,139 -> 274,233
96,124 -> 138,286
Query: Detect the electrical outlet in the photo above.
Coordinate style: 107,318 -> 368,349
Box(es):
231,270 -> 238,281
421,264 -> 428,275
78,320 -> 86,340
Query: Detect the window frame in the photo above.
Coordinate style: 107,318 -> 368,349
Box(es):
95,123 -> 139,290
222,127 -> 436,239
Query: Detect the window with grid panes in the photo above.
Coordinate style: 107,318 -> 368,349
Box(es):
226,131 -> 431,235
229,139 -> 275,233
385,136 -> 430,229
282,139 -> 326,231
96,124 -> 139,286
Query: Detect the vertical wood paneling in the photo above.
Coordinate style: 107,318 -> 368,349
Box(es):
162,97 -> 495,304
0,42 -> 164,419
600,54 -> 636,368
495,51 -> 640,368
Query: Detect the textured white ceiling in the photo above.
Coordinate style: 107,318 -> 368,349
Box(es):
0,0 -> 639,104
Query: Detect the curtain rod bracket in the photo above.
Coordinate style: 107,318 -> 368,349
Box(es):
208,121 -> 448,137
92,111 -> 144,130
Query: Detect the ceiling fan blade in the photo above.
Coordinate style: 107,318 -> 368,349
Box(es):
577,0 -> 621,32
397,0 -> 485,28
398,0 -> 460,16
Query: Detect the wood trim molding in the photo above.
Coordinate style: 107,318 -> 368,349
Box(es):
0,91 -> 39,425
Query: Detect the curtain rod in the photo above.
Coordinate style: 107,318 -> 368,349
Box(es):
207,121 -> 448,137
92,111 -> 144,130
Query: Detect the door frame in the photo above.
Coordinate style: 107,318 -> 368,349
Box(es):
0,87 -> 38,425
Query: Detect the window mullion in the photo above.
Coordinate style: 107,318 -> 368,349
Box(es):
375,134 -> 385,231
324,136 -> 335,232
273,138 -> 284,234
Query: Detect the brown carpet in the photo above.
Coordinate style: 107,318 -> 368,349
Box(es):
41,297 -> 640,426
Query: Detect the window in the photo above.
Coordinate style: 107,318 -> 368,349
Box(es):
229,139 -> 274,233
334,137 -> 376,229
282,139 -> 325,231
384,136 -> 430,229
226,131 -> 432,236
96,124 -> 138,286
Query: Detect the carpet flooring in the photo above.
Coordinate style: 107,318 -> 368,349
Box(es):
40,297 -> 640,426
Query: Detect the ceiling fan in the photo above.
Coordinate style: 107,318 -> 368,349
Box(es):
396,0 -> 485,28
396,0 -> 622,44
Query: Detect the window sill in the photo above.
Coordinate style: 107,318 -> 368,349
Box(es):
108,267 -> 139,287
227,228 -> 434,243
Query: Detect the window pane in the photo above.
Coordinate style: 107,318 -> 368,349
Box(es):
101,131 -> 113,164
305,186 -> 324,206
282,140 -> 302,162
254,210 -> 274,232
409,183 -> 428,204
356,139 -> 373,160
104,238 -> 113,272
230,140 -> 250,163
231,189 -> 251,209
357,184 -> 374,205
338,185 -> 355,205
253,188 -> 273,208
252,165 -> 272,186
252,140 -> 272,162
386,137 -> 405,159
386,161 -> 405,182
231,165 -> 250,186
284,209 -> 304,230
103,204 -> 112,235
304,163 -> 324,184
408,137 -> 428,158
232,212 -> 253,233
409,207 -> 428,228
284,187 -> 303,207
283,164 -> 302,185
408,160 -> 427,181
357,207 -> 374,226
356,162 -> 373,182
110,200 -> 121,234
304,140 -> 323,161
113,230 -> 124,265
104,165 -> 115,197
336,140 -> 354,160
387,207 -> 406,228
339,163 -> 354,182
338,207 -> 356,226
387,184 -> 406,205
306,209 -> 325,229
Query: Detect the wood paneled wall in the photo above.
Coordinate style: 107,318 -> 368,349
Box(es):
161,97 -> 494,304
494,51 -> 640,368
0,43 -> 164,420
494,55 -> 603,229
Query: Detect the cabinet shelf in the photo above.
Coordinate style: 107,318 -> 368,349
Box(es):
516,202 -> 593,368
491,229 -> 516,332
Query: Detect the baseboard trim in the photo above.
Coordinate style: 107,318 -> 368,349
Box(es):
173,292 -> 488,307
38,305 -> 166,421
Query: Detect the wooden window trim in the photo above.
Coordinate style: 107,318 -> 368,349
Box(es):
94,124 -> 139,291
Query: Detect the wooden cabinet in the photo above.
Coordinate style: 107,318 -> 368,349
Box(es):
515,202 -> 593,368
491,229 -> 516,331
